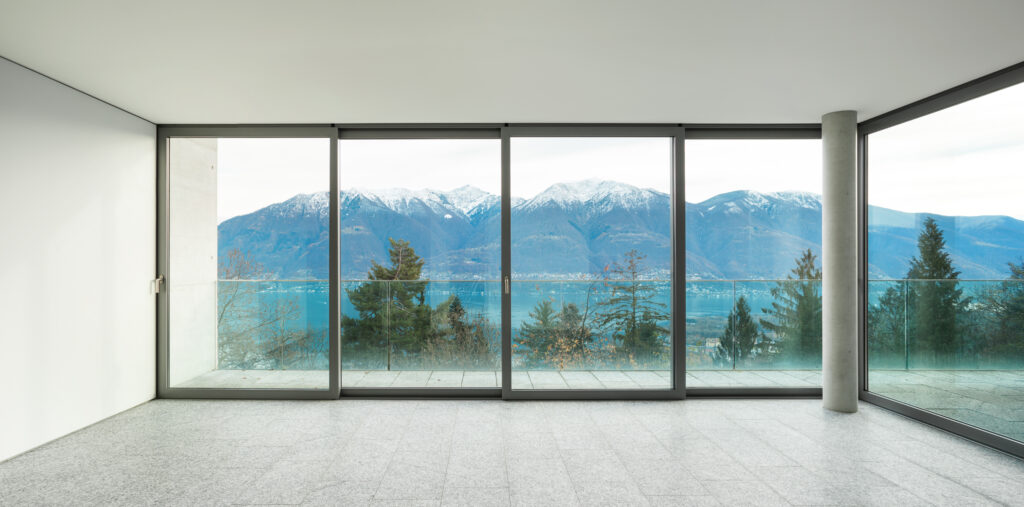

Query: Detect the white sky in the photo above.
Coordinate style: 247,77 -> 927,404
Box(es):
511,138 -> 672,196
868,81 -> 1024,220
339,139 -> 501,194
217,138 -> 329,222
684,139 -> 822,202
214,81 -> 1024,222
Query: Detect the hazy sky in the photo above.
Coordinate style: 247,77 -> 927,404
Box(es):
216,82 -> 1024,221
340,139 -> 501,194
217,138 -> 329,222
868,81 -> 1024,220
684,139 -> 822,202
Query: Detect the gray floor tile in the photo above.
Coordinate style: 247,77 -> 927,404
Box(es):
375,451 -> 448,500
700,480 -> 790,506
3,398 -> 1023,507
441,486 -> 511,506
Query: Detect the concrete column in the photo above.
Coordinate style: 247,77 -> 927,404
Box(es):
822,110 -> 859,413
168,138 -> 219,386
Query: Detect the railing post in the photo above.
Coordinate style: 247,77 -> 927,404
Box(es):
732,281 -> 737,371
904,279 -> 909,371
386,281 -> 391,371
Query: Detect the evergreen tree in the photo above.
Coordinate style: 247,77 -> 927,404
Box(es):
557,301 -> 598,364
518,299 -> 561,366
977,260 -> 1024,362
421,294 -> 497,370
905,217 -> 967,359
341,238 -> 431,367
595,250 -> 669,364
447,295 -> 467,337
760,249 -> 822,365
715,296 -> 763,367
557,302 -> 593,357
867,281 -> 908,367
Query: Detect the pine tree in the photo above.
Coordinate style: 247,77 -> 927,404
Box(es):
421,294 -> 497,370
760,249 -> 822,365
447,296 -> 467,337
594,250 -> 669,364
715,296 -> 763,367
341,238 -> 430,368
867,281 -> 908,367
557,303 -> 598,362
977,260 -> 1024,362
906,217 -> 967,359
518,299 -> 561,366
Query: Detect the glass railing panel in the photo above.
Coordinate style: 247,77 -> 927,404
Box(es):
340,280 -> 502,388
866,280 -> 907,370
867,279 -> 1024,443
685,280 -> 823,388
735,280 -> 822,372
170,279 -> 330,389
685,281 -> 736,372
510,280 -> 672,390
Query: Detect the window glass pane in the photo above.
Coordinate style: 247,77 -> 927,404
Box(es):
510,137 -> 673,390
867,82 -> 1024,442
339,139 -> 501,388
684,139 -> 823,388
168,138 -> 330,389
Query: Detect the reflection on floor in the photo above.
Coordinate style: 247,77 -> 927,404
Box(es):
3,399 -> 1023,505
173,369 -> 826,390
870,369 -> 1024,443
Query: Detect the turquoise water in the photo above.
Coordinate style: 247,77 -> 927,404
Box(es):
216,279 -> 823,371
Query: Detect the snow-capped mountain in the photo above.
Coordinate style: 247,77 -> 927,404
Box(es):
521,179 -> 666,212
699,190 -> 822,215
217,181 -> 1024,281
343,185 -> 499,219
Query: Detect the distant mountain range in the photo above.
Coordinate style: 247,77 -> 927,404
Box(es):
216,180 -> 1024,280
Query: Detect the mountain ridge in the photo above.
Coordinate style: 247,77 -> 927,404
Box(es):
216,182 -> 1024,281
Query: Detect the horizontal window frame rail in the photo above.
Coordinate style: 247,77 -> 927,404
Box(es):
339,128 -> 500,139
340,388 -> 502,398
685,124 -> 821,140
503,389 -> 682,401
860,59 -> 1024,135
507,124 -> 683,138
158,125 -> 337,138
687,387 -> 822,398
158,387 -> 337,400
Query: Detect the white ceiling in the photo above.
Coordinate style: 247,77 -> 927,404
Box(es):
1,0 -> 1023,125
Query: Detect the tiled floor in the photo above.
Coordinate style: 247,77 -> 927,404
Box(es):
2,399 -> 1024,506
869,370 -> 1024,443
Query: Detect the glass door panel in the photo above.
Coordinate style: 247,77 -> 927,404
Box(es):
684,139 -> 822,389
338,137 -> 502,390
866,82 -> 1024,443
167,137 -> 330,390
509,137 -> 674,391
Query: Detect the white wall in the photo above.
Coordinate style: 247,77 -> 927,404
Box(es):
0,57 -> 156,462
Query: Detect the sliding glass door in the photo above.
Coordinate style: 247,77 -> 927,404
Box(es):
159,129 -> 337,397
506,128 -> 684,397
865,81 -> 1024,446
684,136 -> 823,391
338,131 -> 502,392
